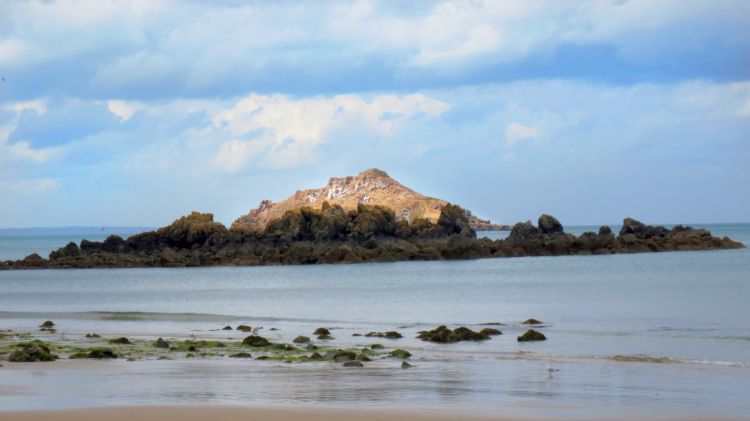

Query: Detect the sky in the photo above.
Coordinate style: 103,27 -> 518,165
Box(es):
1,0 -> 749,228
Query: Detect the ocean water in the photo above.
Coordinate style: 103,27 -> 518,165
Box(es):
0,224 -> 749,418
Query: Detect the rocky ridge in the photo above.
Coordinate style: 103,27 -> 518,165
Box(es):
0,205 -> 742,270
231,168 -> 507,232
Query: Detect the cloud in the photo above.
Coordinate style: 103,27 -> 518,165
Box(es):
1,1 -> 748,100
505,122 -> 538,145
107,100 -> 138,121
210,92 -> 449,171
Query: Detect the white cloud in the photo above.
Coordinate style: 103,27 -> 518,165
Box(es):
5,100 -> 47,115
211,92 -> 449,171
505,122 -> 538,145
107,100 -> 138,121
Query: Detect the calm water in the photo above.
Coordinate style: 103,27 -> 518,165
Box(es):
0,224 -> 749,418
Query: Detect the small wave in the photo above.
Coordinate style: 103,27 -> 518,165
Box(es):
605,354 -> 750,368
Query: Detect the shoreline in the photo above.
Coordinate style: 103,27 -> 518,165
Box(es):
0,405 -> 741,421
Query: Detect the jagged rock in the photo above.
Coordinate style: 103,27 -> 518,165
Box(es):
242,335 -> 271,347
7,341 -> 58,362
49,242 -> 80,260
518,329 -> 547,342
417,326 -> 490,343
508,221 -> 540,242
620,217 -> 669,239
538,214 -> 563,234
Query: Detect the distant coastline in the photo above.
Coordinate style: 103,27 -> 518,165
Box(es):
0,227 -> 153,236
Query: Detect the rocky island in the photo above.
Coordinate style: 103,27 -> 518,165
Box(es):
0,202 -> 743,269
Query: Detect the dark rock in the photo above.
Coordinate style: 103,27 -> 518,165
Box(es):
364,331 -> 402,339
222,326 -> 232,330
108,337 -> 131,344
293,336 -> 310,343
343,361 -> 364,367
39,321 -> 55,328
479,328 -> 502,335
522,319 -> 543,325
236,325 -> 253,332
7,341 -> 58,362
508,221 -> 540,242
85,333 -> 100,338
70,347 -> 118,359
538,214 -> 563,234
417,325 -> 490,343
619,217 -> 669,239
229,352 -> 253,358
370,344 -> 384,349
242,335 -> 271,347
154,338 -> 170,348
401,361 -> 413,369
517,329 -> 547,342
332,350 -> 357,362
255,356 -> 269,360
355,353 -> 371,362
308,352 -> 324,361
313,327 -> 330,336
316,334 -> 333,340
49,242 -> 80,260
390,349 -> 411,359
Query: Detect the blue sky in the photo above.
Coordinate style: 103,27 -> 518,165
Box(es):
1,0 -> 749,228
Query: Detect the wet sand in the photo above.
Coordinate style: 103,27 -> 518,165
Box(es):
0,405 -> 742,421
0,406 -> 513,421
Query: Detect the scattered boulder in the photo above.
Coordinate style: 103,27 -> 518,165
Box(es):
154,338 -> 170,348
222,326 -> 233,330
355,353 -> 371,362
229,352 -> 253,358
365,331 -> 402,339
85,333 -> 101,338
313,327 -> 330,336
242,335 -> 271,347
522,319 -> 543,325
479,328 -> 502,336
236,325 -> 253,332
7,341 -> 58,362
39,321 -> 55,328
517,329 -> 547,342
370,344 -> 384,350
108,337 -> 131,344
293,336 -> 310,343
390,349 -> 411,359
343,361 -> 364,368
401,361 -> 413,369
417,326 -> 490,343
331,350 -> 357,362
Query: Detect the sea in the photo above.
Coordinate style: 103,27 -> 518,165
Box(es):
0,224 -> 749,419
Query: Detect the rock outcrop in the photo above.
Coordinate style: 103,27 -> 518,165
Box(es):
0,208 -> 743,270
231,168 -> 507,232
